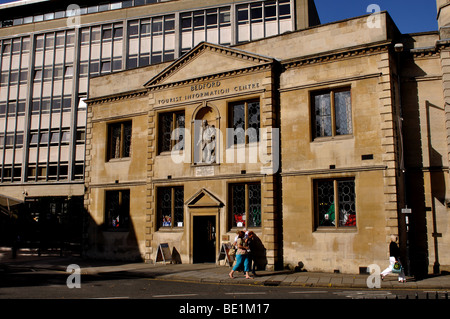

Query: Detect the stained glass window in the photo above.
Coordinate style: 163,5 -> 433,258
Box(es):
315,179 -> 356,229
248,183 -> 261,227
174,187 -> 184,225
314,93 -> 332,138
231,103 -> 245,144
317,180 -> 335,227
248,101 -> 260,143
335,90 -> 352,136
158,111 -> 185,153
231,184 -> 246,227
159,187 -> 172,227
312,88 -> 352,139
107,121 -> 132,160
105,190 -> 130,230
230,183 -> 261,228
157,186 -> 184,228
338,180 -> 356,227
159,113 -> 173,153
229,99 -> 260,145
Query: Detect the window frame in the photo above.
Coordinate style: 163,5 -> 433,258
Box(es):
106,120 -> 132,161
1,164 -> 22,183
157,110 -> 185,155
156,186 -> 184,230
311,87 -> 353,141
228,181 -> 262,230
236,0 -> 293,43
313,177 -> 357,230
228,98 -> 260,146
180,6 -> 231,54
104,189 -> 131,231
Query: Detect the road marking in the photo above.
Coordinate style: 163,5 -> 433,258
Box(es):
333,291 -> 392,299
225,292 -> 267,295
90,296 -> 130,299
153,294 -> 199,298
289,291 -> 328,295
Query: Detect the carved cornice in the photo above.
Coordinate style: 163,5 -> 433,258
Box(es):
283,42 -> 391,70
146,63 -> 273,92
411,40 -> 450,59
85,89 -> 148,106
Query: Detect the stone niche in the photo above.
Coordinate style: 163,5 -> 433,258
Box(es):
193,104 -> 220,165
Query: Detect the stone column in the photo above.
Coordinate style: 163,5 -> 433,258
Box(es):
145,92 -> 156,263
437,1 -> 450,175
260,65 -> 281,270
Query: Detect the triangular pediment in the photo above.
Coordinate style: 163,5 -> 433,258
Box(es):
186,188 -> 224,208
144,42 -> 274,88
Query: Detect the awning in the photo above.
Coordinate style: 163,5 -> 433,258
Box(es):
0,194 -> 23,217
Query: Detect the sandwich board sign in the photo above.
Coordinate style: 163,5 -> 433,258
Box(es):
217,242 -> 235,266
156,243 -> 172,264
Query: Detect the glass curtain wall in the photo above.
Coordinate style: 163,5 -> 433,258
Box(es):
127,14 -> 175,68
237,0 -> 292,43
180,7 -> 231,54
0,36 -> 30,182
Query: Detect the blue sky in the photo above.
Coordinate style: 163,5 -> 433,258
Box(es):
0,0 -> 439,34
314,0 -> 438,34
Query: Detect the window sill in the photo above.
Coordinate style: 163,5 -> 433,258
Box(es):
102,229 -> 130,233
311,135 -> 353,143
107,157 -> 131,163
314,227 -> 357,233
229,226 -> 262,232
157,151 -> 183,156
157,227 -> 184,232
226,141 -> 259,149
191,162 -> 220,167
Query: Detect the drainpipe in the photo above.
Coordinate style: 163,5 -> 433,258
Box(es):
394,42 -> 411,277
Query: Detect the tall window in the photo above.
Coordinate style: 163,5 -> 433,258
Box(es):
0,36 -> 30,184
127,15 -> 175,68
229,99 -> 260,145
314,178 -> 356,229
180,7 -> 231,54
107,121 -> 132,160
105,189 -> 130,230
157,186 -> 184,228
237,0 -> 292,43
312,88 -> 352,140
229,182 -> 261,228
158,111 -> 185,153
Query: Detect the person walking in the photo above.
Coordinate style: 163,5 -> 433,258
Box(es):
246,231 -> 262,276
229,231 -> 252,279
381,235 -> 406,282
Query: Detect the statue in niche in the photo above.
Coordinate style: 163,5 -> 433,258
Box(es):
197,119 -> 216,164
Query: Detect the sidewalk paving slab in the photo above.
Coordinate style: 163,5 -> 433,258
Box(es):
2,252 -> 450,291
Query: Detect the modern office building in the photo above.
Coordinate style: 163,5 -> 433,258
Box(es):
0,0 -> 318,251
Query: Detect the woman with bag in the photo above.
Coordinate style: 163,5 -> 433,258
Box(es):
229,231 -> 252,279
381,235 -> 406,282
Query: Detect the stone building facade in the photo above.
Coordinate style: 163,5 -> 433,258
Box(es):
84,2 -> 450,276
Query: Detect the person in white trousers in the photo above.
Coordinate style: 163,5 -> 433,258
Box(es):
381,236 -> 406,282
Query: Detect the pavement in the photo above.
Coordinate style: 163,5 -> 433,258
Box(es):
1,248 -> 450,291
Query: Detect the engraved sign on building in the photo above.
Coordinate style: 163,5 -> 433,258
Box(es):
195,166 -> 215,177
